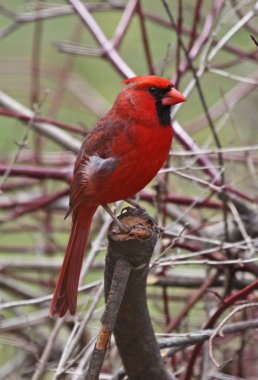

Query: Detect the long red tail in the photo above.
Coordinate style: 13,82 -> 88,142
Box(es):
50,205 -> 97,317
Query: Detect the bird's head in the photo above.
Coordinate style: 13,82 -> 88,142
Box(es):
119,75 -> 186,126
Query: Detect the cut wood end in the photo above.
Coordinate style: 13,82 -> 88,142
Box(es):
109,208 -> 157,242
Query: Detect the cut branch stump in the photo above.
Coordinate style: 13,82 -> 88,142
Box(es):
86,207 -> 172,380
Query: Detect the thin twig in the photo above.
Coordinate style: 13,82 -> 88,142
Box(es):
250,34 -> 258,46
208,302 -> 258,367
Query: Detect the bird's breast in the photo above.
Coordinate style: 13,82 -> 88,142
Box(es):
96,124 -> 173,203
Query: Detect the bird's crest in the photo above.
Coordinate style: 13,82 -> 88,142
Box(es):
121,75 -> 173,90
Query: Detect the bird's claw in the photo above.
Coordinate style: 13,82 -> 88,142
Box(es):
121,205 -> 146,216
115,219 -> 132,233
125,198 -> 146,213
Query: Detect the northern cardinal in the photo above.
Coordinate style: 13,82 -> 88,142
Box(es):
50,75 -> 186,317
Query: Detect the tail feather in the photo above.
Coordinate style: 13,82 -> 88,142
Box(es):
50,206 -> 97,317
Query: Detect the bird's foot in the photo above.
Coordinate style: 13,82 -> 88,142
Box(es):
124,198 -> 146,213
102,204 -> 131,233
103,203 -> 150,234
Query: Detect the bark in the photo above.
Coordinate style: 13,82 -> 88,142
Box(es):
105,207 -> 172,380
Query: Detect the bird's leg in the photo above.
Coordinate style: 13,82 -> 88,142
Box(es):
102,204 -> 130,233
124,198 -> 146,212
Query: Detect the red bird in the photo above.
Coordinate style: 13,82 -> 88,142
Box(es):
50,75 -> 186,317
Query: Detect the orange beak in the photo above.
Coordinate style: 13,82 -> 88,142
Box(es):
162,88 -> 186,106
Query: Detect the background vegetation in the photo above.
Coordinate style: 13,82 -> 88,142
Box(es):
0,0 -> 258,379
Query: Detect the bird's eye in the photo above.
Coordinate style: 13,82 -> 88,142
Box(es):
149,86 -> 159,95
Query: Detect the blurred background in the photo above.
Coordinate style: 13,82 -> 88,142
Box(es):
1,1 -> 258,379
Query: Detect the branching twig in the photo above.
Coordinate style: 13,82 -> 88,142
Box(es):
208,302 -> 258,368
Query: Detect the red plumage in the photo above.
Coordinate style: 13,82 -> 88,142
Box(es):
50,75 -> 186,317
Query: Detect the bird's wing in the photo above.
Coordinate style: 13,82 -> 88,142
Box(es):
69,115 -> 129,214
